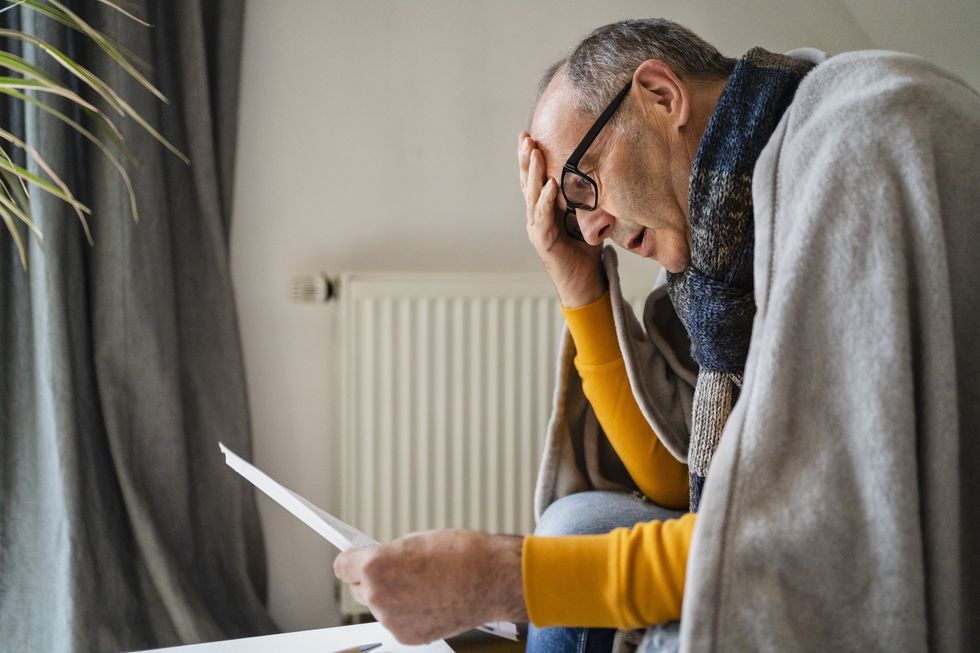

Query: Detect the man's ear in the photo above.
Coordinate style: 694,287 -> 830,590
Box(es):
631,59 -> 690,129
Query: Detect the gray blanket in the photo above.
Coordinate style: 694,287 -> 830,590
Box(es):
534,48 -> 980,651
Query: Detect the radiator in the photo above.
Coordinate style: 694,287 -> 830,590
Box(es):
337,270 -> 650,615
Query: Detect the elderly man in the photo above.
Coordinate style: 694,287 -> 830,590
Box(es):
335,19 -> 980,652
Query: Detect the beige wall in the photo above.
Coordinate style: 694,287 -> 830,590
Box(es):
230,0 -> 979,633
836,0 -> 980,91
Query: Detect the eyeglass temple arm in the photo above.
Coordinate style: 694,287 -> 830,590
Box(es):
565,80 -> 633,166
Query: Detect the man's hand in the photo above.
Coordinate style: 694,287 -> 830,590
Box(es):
333,530 -> 528,645
518,131 -> 606,307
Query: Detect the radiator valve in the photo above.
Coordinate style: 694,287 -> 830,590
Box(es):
290,273 -> 337,303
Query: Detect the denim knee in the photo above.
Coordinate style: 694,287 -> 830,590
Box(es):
535,492 -> 614,536
535,491 -> 683,537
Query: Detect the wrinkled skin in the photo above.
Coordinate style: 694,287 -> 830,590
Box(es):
334,530 -> 525,645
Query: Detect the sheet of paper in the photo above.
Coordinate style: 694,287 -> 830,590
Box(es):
219,442 -> 377,551
474,621 -> 519,641
218,444 -> 519,642
129,620 -> 454,653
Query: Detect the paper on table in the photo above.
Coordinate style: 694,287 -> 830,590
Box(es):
218,444 -> 520,642
129,620 -> 454,653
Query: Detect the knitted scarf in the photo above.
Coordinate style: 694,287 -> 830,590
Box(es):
667,48 -> 815,511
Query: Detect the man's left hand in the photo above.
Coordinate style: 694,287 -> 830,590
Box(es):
333,529 -> 528,645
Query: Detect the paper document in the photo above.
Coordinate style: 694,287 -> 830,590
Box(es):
219,442 -> 377,551
218,444 -> 519,643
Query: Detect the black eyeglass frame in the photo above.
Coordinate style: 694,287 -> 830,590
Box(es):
560,80 -> 633,241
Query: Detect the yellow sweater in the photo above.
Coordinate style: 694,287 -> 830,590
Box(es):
522,291 -> 697,630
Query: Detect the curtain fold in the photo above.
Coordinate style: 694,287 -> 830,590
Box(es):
0,2 -> 278,651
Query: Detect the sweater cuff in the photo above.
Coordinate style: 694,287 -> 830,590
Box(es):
523,533 -> 621,628
561,291 -> 622,366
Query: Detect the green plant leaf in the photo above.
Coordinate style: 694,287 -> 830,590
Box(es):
0,0 -> 190,266
0,127 -> 93,240
0,142 -> 91,214
0,1 -> 27,17
0,150 -> 31,202
2,168 -> 35,234
0,53 -> 100,112
0,78 -> 123,141
27,0 -> 166,103
1,6 -> 188,164
0,29 -> 188,164
0,86 -> 139,222
5,0 -> 151,72
0,29 -> 130,112
0,183 -> 42,239
0,157 -> 90,214
93,0 -> 149,27
0,77 -> 137,172
0,196 -> 27,268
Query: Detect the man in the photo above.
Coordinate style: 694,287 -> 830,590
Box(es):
335,19 -> 980,652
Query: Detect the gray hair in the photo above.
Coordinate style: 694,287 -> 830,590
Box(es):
542,19 -> 736,118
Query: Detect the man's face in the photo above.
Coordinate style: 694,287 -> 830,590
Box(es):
530,75 -> 692,273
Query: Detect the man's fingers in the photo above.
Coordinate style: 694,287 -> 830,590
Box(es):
533,178 -> 557,233
518,135 -> 533,195
517,133 -> 526,190
333,547 -> 370,584
349,581 -> 369,607
537,177 -> 556,209
526,148 -> 544,211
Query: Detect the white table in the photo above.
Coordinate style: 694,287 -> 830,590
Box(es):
128,622 -> 454,653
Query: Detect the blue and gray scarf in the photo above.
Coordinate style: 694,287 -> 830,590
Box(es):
667,48 -> 815,511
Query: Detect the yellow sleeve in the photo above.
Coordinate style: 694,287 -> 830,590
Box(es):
523,513 -> 696,629
561,291 -> 689,510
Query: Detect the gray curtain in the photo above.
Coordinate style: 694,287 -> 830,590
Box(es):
0,1 -> 278,651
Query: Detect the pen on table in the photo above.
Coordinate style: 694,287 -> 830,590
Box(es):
332,642 -> 382,653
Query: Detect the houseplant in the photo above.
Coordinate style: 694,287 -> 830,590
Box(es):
0,0 -> 183,269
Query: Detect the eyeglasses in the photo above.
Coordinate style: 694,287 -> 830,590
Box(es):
560,80 -> 633,242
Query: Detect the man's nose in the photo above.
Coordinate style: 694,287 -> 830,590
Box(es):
578,209 -> 613,246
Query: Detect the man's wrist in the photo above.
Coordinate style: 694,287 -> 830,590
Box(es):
485,534 -> 528,623
557,269 -> 607,308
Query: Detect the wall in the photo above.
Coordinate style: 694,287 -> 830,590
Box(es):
230,0 -> 979,633
837,0 -> 980,91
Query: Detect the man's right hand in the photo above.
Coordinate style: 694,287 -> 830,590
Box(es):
518,132 -> 606,308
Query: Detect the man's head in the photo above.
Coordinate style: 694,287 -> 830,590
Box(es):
530,19 -> 735,272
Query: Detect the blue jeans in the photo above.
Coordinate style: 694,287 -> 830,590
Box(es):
526,491 -> 683,653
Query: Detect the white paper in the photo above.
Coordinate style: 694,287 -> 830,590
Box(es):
475,621 -> 519,641
129,620 -> 454,653
219,443 -> 377,551
218,444 -> 519,642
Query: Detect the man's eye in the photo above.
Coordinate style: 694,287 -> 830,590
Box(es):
569,174 -> 594,192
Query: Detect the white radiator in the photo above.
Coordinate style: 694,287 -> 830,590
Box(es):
336,270 -> 651,615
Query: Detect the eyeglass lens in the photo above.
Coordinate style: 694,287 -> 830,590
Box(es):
561,169 -> 597,209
